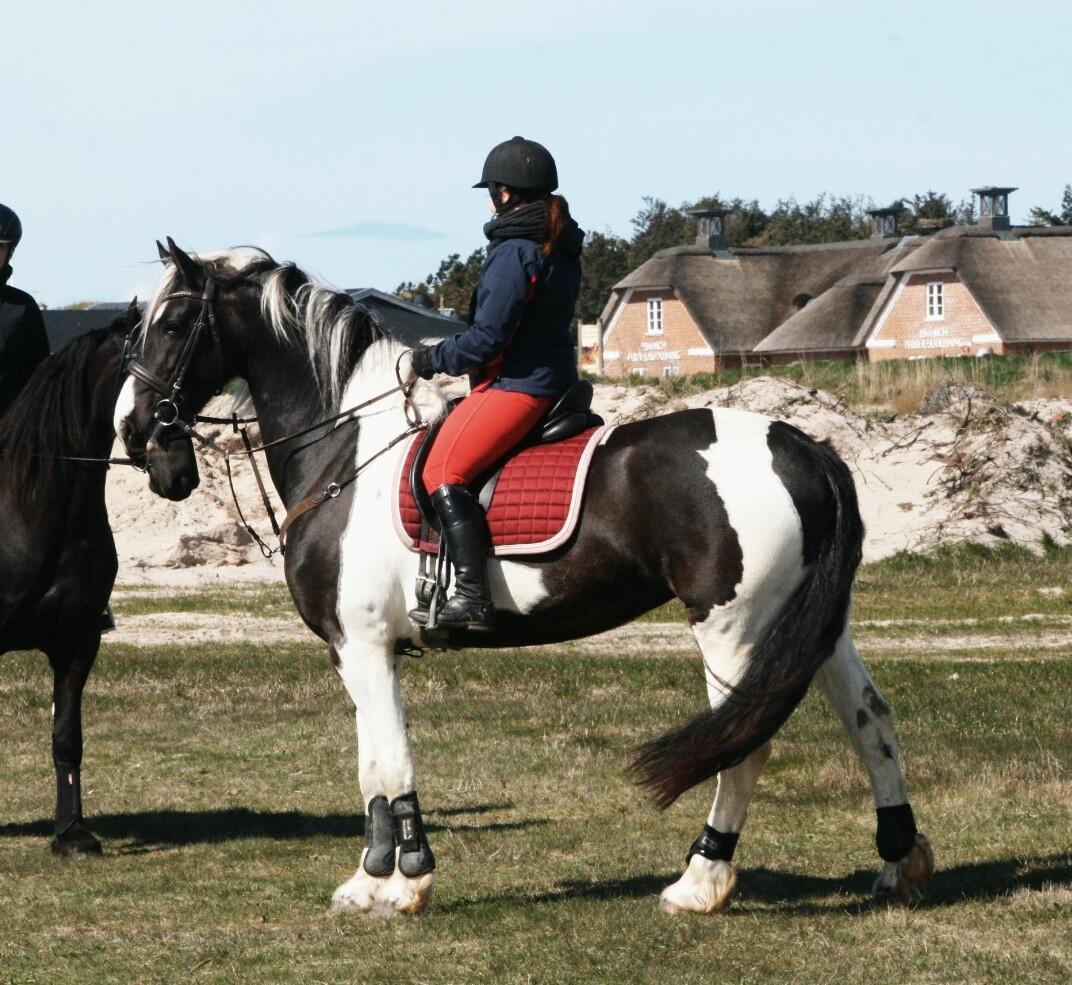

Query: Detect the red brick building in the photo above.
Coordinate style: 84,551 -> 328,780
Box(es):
598,189 -> 1072,374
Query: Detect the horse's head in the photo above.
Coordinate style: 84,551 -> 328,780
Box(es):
116,238 -> 245,500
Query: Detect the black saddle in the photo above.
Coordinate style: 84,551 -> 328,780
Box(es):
409,380 -> 604,533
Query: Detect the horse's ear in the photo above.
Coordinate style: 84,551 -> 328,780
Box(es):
156,239 -> 170,262
126,297 -> 140,331
166,236 -> 202,286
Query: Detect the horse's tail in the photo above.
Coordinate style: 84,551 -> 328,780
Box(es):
630,428 -> 864,809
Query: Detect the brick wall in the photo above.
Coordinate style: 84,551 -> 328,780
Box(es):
602,289 -> 717,378
867,272 -> 1004,361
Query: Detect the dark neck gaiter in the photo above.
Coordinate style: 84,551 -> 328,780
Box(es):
483,200 -> 549,245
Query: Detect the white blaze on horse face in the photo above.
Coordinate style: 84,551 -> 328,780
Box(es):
113,376 -> 136,437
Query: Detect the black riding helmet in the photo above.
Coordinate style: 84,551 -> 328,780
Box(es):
0,204 -> 23,250
473,136 -> 558,192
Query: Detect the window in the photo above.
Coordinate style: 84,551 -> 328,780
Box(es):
662,364 -> 679,377
646,297 -> 663,335
926,282 -> 944,320
630,366 -> 647,378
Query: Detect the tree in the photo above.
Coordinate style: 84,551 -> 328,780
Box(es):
898,191 -> 973,234
577,231 -> 630,323
1029,184 -> 1072,226
754,195 -> 869,245
626,197 -> 695,270
395,248 -> 484,316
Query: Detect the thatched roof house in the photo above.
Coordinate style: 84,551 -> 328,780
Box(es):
599,188 -> 1072,375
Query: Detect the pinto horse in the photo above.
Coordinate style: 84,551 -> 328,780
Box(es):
0,306 -> 196,856
116,240 -> 933,916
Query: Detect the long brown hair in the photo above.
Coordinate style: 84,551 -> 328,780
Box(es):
542,194 -> 572,256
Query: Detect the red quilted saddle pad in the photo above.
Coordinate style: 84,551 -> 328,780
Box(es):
394,425 -> 612,556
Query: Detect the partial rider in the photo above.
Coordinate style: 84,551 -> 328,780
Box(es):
407,136 -> 585,633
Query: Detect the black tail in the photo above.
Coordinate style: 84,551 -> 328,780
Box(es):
630,426 -> 864,809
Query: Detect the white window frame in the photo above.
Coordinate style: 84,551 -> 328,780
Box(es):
661,364 -> 679,378
646,297 -> 663,335
926,282 -> 944,321
630,366 -> 648,378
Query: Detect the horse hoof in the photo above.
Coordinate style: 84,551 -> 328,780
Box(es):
378,868 -> 435,916
50,823 -> 102,859
872,833 -> 935,905
660,856 -> 737,915
330,867 -> 383,913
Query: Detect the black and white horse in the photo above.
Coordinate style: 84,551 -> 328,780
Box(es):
0,307 -> 196,856
116,242 -> 933,915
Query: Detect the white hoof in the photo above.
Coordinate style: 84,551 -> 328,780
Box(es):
330,863 -> 385,913
378,865 -> 435,916
660,855 -> 738,915
873,833 -> 935,905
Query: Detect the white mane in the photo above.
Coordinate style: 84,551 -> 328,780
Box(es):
144,247 -> 424,414
259,265 -> 391,410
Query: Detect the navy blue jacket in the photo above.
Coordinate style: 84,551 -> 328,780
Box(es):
0,265 -> 50,418
427,226 -> 583,398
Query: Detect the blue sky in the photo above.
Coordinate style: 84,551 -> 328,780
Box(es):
6,0 -> 1071,306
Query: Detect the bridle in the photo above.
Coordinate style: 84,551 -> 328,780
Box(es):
124,280 -> 220,440
125,275 -> 427,557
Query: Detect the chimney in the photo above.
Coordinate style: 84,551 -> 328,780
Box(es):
866,202 -> 904,238
689,207 -> 731,253
971,186 -> 1017,231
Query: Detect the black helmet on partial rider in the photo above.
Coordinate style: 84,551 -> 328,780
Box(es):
473,136 -> 558,193
0,204 -> 23,252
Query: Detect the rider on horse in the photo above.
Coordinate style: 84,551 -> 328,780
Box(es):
407,137 -> 585,633
0,204 -> 50,419
0,203 -> 117,634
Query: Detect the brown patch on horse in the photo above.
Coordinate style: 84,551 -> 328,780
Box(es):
687,605 -> 711,625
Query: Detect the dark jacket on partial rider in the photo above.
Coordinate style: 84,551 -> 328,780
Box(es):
0,264 -> 50,418
426,204 -> 584,399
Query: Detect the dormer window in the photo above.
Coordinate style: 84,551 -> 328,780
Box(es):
926,282 -> 944,320
647,298 -> 663,335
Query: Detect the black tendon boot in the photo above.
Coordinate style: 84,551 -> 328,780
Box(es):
429,484 -> 495,632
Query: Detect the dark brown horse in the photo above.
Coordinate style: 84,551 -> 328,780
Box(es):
1,306 -> 195,856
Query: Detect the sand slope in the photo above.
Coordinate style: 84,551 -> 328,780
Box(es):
107,382 -> 1072,583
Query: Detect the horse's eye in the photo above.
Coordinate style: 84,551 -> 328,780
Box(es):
163,324 -> 186,338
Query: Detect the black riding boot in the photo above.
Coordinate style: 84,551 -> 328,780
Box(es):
426,484 -> 495,632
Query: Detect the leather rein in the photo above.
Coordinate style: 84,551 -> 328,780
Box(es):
125,279 -> 426,557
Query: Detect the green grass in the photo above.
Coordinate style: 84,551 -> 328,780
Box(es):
3,591 -> 1071,981
111,583 -> 293,618
629,541 -> 1072,630
853,541 -> 1072,623
588,350 -> 1072,414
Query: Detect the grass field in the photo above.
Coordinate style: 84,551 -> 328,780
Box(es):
1,545 -> 1070,984
589,350 -> 1072,415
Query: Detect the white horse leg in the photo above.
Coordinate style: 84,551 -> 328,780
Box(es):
657,615 -> 770,917
660,742 -> 771,915
814,630 -> 934,904
329,640 -> 435,916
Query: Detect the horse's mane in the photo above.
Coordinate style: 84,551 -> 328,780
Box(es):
144,247 -> 388,413
0,325 -> 123,493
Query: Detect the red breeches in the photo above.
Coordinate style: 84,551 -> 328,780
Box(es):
422,387 -> 554,492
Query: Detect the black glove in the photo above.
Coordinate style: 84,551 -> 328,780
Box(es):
409,345 -> 436,380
